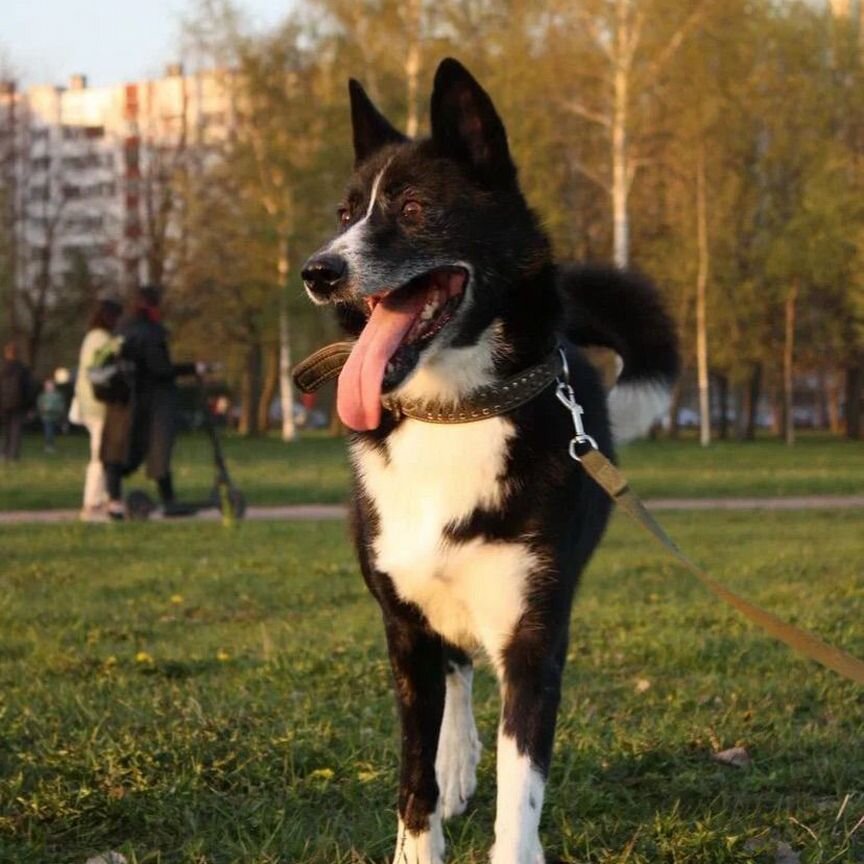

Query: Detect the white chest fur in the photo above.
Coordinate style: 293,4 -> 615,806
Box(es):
352,418 -> 536,653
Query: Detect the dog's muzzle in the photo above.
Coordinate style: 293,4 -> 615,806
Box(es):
301,253 -> 347,300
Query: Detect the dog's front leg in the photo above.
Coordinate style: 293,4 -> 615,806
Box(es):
436,645 -> 481,820
385,612 -> 447,864
489,627 -> 566,864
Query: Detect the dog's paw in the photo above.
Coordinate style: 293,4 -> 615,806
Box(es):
436,665 -> 482,819
393,813 -> 446,864
436,714 -> 481,819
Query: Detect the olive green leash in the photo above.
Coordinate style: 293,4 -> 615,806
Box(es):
578,448 -> 864,686
550,345 -> 864,686
294,341 -> 864,685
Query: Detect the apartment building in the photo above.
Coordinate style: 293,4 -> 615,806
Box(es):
0,65 -> 231,311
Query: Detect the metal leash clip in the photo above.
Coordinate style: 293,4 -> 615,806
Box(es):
555,347 -> 598,462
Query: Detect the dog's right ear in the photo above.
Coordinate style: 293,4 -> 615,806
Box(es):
349,79 -> 407,167
430,58 -> 516,187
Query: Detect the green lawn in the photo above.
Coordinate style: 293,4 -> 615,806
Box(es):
0,432 -> 350,511
1,430 -> 862,512
1,511 -> 862,863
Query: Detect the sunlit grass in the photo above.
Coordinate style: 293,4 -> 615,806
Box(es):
0,511 -> 861,862
1,430 -> 862,513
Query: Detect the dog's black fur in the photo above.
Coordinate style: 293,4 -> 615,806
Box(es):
301,58 -> 678,864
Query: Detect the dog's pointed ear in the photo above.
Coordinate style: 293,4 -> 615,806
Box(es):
430,58 -> 516,185
349,79 -> 407,167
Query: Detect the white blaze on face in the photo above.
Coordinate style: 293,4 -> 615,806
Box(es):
325,160 -> 392,275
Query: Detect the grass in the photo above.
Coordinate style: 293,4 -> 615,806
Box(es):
0,510 -> 862,863
621,434 -> 864,499
1,430 -> 863,512
0,431 -> 350,511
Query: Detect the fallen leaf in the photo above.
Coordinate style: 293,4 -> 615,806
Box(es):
775,841 -> 801,864
713,746 -> 752,768
634,678 -> 651,694
86,853 -> 127,864
743,836 -> 767,855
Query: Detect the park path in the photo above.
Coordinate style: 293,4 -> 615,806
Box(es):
1,496 -> 863,525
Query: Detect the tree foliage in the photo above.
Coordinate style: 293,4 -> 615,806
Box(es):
3,0 -> 863,437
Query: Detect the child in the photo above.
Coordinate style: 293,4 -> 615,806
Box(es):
37,378 -> 66,454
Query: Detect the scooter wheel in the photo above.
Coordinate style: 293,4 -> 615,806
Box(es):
126,490 -> 156,521
213,484 -> 246,519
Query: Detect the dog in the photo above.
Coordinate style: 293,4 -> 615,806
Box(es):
300,58 -> 679,864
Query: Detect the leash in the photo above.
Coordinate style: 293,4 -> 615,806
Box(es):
295,339 -> 864,683
553,349 -> 864,686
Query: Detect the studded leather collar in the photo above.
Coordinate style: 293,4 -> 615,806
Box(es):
292,341 -> 563,424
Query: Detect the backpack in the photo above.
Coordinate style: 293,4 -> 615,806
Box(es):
87,336 -> 134,404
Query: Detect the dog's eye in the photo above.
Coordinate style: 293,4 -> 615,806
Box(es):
337,207 -> 352,227
401,200 -> 422,219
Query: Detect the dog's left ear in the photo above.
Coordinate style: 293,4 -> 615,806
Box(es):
430,58 -> 516,186
349,79 -> 407,167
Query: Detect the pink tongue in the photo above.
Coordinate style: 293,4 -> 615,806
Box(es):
337,293 -> 427,431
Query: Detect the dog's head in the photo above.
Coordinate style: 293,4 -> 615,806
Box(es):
301,58 -> 553,431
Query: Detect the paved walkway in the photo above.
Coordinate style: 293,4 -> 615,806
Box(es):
1,496 -> 863,525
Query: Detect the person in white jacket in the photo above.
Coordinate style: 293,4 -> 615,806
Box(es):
70,296 -> 123,520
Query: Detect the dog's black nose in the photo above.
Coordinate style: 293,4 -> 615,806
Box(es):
301,254 -> 347,296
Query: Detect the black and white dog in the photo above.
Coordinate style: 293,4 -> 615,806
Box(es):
301,58 -> 678,864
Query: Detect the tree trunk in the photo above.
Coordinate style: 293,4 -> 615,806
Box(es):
742,362 -> 762,441
783,283 -> 797,446
827,370 -> 842,434
612,0 -> 630,269
667,377 -> 683,439
846,364 -> 862,439
403,0 -> 422,138
716,373 -> 729,439
277,247 -> 297,442
238,342 -> 262,437
733,384 -> 747,439
695,144 -> 710,447
257,342 -> 279,433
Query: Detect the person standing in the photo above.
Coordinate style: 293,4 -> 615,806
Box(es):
37,378 -> 66,453
102,285 -> 201,519
69,296 -> 123,519
0,342 -> 33,464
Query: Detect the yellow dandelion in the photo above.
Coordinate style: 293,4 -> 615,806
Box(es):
216,648 -> 231,662
135,651 -> 154,664
170,594 -> 184,605
308,768 -> 334,781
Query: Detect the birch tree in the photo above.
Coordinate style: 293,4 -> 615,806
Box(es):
555,0 -> 713,267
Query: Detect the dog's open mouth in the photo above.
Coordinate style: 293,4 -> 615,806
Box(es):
337,266 -> 468,431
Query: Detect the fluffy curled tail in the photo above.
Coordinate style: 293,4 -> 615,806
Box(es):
557,265 -> 680,443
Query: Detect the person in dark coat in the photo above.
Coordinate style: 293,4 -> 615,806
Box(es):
102,285 -> 201,518
1,341 -> 33,464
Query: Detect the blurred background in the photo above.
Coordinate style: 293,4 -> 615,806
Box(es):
1,0 -> 863,444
